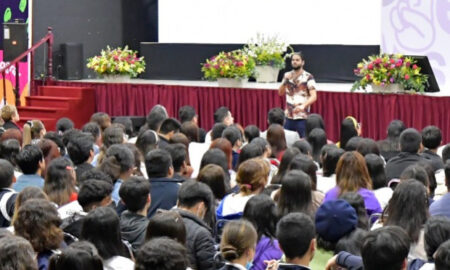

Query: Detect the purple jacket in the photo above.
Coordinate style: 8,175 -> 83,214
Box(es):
324,187 -> 382,216
251,236 -> 283,270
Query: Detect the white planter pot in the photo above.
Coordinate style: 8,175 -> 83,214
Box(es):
254,65 -> 280,83
103,74 -> 131,83
371,83 -> 404,93
217,78 -> 247,88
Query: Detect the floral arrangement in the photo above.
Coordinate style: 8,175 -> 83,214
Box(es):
243,34 -> 293,69
201,50 -> 255,80
351,54 -> 428,92
86,46 -> 146,77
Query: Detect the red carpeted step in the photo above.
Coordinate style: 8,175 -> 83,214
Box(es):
38,85 -> 90,98
17,106 -> 66,119
26,96 -> 79,109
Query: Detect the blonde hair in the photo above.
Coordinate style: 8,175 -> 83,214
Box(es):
220,220 -> 257,262
1,105 -> 17,122
22,120 -> 45,147
236,158 -> 269,195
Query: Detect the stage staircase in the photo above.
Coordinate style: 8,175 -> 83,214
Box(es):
17,85 -> 96,131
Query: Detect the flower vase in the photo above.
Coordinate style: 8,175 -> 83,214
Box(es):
217,78 -> 247,88
103,74 -> 131,83
371,83 -> 404,93
254,65 -> 280,83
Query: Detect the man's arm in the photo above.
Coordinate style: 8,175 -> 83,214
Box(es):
298,89 -> 317,112
278,73 -> 290,96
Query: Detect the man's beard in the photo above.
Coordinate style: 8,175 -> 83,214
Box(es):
293,65 -> 302,71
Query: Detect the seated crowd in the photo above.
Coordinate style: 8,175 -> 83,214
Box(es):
0,103 -> 450,270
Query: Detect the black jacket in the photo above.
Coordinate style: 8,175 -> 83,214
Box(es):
175,209 -> 216,270
385,152 -> 431,180
421,149 -> 444,171
0,188 -> 16,228
120,210 -> 148,253
147,177 -> 182,218
2,121 -> 20,131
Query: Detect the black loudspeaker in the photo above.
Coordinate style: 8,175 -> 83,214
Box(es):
60,43 -> 83,80
3,22 -> 28,62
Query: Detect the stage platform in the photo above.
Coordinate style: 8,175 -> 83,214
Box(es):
53,79 -> 450,143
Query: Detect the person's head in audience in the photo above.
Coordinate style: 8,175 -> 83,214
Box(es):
292,140 -> 312,156
236,158 -> 269,195
62,129 -> 82,149
243,194 -> 278,240
78,168 -> 113,186
345,136 -> 363,151
418,161 -> 437,197
37,139 -> 61,173
102,126 -> 125,149
0,159 -> 15,189
305,113 -> 326,139
1,128 -> 22,145
0,235 -> 37,270
251,137 -> 272,158
267,124 -> 287,159
278,170 -> 313,218
135,237 -> 188,270
236,143 -> 263,169
99,144 -> 134,182
180,121 -> 199,142
16,144 -> 45,176
421,125 -> 442,151
200,148 -> 230,177
445,160 -> 450,192
315,199 -> 358,251
277,212 -> 316,265
145,211 -> 186,244
423,216 -> 450,262
0,139 -> 20,167
136,129 -> 159,156
361,226 -> 410,270
113,117 -> 134,138
365,153 -> 387,190
14,199 -> 63,254
321,145 -> 344,177
340,116 -> 361,149
197,164 -> 228,200
356,138 -> 380,156
222,126 -> 242,151
145,149 -> 173,178
44,132 -> 66,157
211,123 -> 228,141
77,180 -> 113,212
48,242 -> 103,270
386,119 -> 406,141
210,138 -> 233,170
159,118 -> 181,140
335,151 -> 372,195
214,106 -> 234,126
1,104 -> 19,123
56,117 -> 74,135
163,143 -> 188,176
289,154 -> 318,190
119,176 -> 150,216
435,239 -> 450,270
306,128 -> 327,164
384,180 -> 429,243
179,105 -> 198,124
339,192 -> 369,230
22,120 -> 46,145
442,144 -> 450,164
335,228 -> 367,256
399,128 -> 422,153
67,133 -> 94,165
220,220 -> 257,267
271,147 -> 300,184
82,122 -> 102,147
81,207 -> 130,260
399,164 -> 430,192
244,125 -> 260,143
11,187 -> 48,226
124,143 -> 144,176
267,107 -> 285,126
146,104 -> 168,132
44,157 -> 77,207
177,180 -> 214,224
90,112 -> 111,132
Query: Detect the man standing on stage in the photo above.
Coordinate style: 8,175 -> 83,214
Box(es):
278,52 -> 317,138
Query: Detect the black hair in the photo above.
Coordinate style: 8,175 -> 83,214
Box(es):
361,226 -> 410,270
102,127 -> 124,148
418,161 -> 437,197
305,114 -> 326,139
271,147 -> 300,184
357,138 -> 380,156
197,164 -> 228,200
276,212 -> 315,260
82,122 -> 101,140
100,144 -> 134,181
79,168 -> 113,186
48,245 -> 103,270
364,153 -> 387,189
335,228 -> 368,256
421,125 -> 442,150
178,105 -> 196,123
44,132 -> 66,157
289,154 -> 317,190
67,134 -> 94,165
56,118 -> 74,134
145,211 -> 186,244
339,192 -> 369,230
16,144 -> 44,174
267,108 -> 285,125
321,145 -> 344,177
136,130 -> 158,156
443,144 -> 450,163
214,106 -> 230,123
159,118 -> 181,135
62,129 -> 83,147
135,237 -> 188,270
78,180 -> 113,211
400,128 -> 422,153
400,164 -> 429,188
44,157 -> 76,206
445,160 -> 450,188
200,149 -> 229,177
236,143 -> 264,169
0,139 -> 20,166
424,216 -> 450,260
119,176 -> 150,212
278,170 -> 314,218
211,123 -> 227,141
113,117 -> 134,138
435,239 -> 450,270
146,106 -> 167,132
0,159 -> 14,189
177,180 -> 213,209
244,125 -> 260,143
81,207 -> 129,260
145,149 -> 172,178
340,118 -> 359,150
243,194 -> 278,240
306,128 -> 327,163
164,143 -> 187,173
345,136 -> 363,151
0,235 -> 38,270
292,140 -> 312,156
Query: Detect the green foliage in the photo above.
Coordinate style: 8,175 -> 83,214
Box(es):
86,46 -> 146,77
201,50 -> 255,80
243,33 -> 293,69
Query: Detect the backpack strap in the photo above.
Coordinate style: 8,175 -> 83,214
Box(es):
0,190 -> 16,221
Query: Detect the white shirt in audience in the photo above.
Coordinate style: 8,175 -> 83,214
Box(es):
373,187 -> 393,209
103,256 -> 135,270
316,174 -> 336,194
260,129 -> 300,148
189,141 -> 211,178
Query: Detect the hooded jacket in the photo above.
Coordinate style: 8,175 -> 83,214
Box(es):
120,210 -> 149,253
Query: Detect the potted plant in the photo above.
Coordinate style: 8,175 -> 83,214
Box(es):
87,46 -> 146,82
201,50 -> 255,87
351,54 -> 428,93
243,34 -> 293,83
